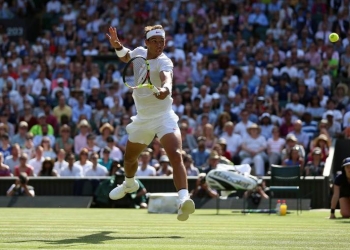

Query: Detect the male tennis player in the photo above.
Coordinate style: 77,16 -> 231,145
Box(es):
106,25 -> 195,221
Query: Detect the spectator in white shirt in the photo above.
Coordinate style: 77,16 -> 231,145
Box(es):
220,122 -> 242,162
101,136 -> 123,162
46,0 -> 61,14
165,41 -> 185,62
136,151 -> 156,176
197,85 -> 212,108
267,126 -> 286,165
280,57 -> 298,80
60,153 -> 83,177
27,146 -> 45,176
54,149 -> 68,175
234,109 -> 254,137
32,71 -> 51,97
84,153 -> 108,176
16,69 -> 34,90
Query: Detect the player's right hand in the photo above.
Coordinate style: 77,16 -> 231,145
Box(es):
106,26 -> 122,49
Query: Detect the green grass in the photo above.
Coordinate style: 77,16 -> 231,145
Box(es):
0,209 -> 349,250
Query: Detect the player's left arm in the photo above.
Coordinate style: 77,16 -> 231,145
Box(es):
155,70 -> 172,100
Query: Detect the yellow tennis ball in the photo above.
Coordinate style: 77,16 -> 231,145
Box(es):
329,33 -> 339,43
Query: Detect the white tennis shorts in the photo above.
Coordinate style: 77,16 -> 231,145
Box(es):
126,111 -> 180,145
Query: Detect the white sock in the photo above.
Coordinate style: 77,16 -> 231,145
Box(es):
125,176 -> 135,187
178,189 -> 189,201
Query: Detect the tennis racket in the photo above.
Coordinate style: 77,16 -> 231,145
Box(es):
122,56 -> 160,95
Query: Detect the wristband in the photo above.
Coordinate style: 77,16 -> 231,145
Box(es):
331,208 -> 335,214
115,47 -> 130,57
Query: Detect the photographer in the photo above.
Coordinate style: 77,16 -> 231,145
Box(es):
6,172 -> 35,197
190,173 -> 219,199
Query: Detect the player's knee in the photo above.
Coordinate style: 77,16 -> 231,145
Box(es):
167,149 -> 183,166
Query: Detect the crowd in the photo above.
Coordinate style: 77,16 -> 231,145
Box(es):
1,0 -> 350,185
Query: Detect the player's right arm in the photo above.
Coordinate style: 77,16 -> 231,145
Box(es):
106,27 -> 131,63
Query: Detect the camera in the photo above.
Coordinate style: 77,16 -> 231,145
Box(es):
19,173 -> 28,185
200,177 -> 206,185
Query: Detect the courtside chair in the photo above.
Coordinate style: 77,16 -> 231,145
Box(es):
268,165 -> 302,215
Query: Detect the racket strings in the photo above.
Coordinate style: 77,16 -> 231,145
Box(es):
132,58 -> 148,87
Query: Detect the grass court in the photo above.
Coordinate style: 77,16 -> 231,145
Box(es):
0,208 -> 349,250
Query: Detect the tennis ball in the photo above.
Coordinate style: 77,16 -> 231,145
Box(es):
329,33 -> 339,43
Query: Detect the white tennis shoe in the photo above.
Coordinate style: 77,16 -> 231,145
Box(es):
109,181 -> 139,200
177,198 -> 195,221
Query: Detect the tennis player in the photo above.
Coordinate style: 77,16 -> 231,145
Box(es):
329,157 -> 350,219
106,25 -> 195,221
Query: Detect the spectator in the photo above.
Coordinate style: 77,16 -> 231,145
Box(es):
136,151 -> 156,177
183,154 -> 199,177
191,136 -> 210,171
60,153 -> 83,177
40,137 -> 57,159
55,125 -> 74,154
0,133 -> 12,158
11,121 -> 28,148
305,147 -> 325,176
291,120 -> 310,149
98,147 -> 113,171
190,173 -> 219,199
74,119 -> 90,155
54,149 -> 68,175
38,158 -> 58,177
179,122 -> 197,154
30,113 -> 54,137
75,148 -> 93,172
267,126 -> 286,166
239,124 -> 267,176
85,153 -> 108,177
156,155 -> 173,176
234,109 -> 254,137
203,150 -> 220,174
220,121 -> 242,163
6,172 -> 34,197
28,146 -> 45,176
0,152 -> 11,176
14,153 -> 33,177
283,145 -> 305,170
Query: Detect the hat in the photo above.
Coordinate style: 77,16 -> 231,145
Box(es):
209,151 -> 220,160
336,83 -> 349,94
247,123 -> 261,133
57,78 -> 65,83
313,134 -> 330,147
39,96 -> 46,101
260,113 -> 271,120
19,121 -> 28,128
342,157 -> 350,167
286,133 -> 298,142
320,119 -> 328,125
325,110 -> 334,117
103,147 -> 111,154
312,147 -> 322,155
218,138 -> 227,145
212,93 -> 220,99
257,96 -> 265,101
159,155 -> 170,163
22,69 -> 29,74
99,123 -> 114,133
197,136 -> 206,142
78,119 -> 90,128
37,112 -> 45,118
167,41 -> 174,47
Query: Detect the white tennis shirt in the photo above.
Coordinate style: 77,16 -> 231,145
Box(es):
129,47 -> 174,119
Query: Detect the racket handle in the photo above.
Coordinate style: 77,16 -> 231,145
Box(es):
151,86 -> 160,95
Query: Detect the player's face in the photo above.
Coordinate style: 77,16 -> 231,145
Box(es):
146,36 -> 165,55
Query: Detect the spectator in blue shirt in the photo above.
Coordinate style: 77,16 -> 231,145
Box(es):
207,61 -> 224,87
248,7 -> 269,27
191,136 -> 210,171
72,95 -> 92,124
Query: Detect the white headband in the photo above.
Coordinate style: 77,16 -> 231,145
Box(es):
146,29 -> 165,39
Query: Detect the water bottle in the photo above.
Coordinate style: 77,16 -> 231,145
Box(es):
276,200 -> 281,215
280,200 -> 287,216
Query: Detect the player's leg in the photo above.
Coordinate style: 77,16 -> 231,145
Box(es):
339,197 -> 350,218
160,132 -> 195,221
109,140 -> 146,200
109,118 -> 154,200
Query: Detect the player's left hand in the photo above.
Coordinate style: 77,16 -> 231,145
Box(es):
154,87 -> 170,100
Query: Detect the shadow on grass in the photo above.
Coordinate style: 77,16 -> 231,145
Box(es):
8,231 -> 183,247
